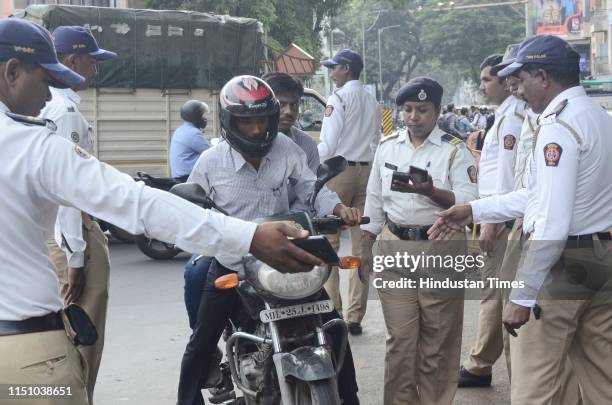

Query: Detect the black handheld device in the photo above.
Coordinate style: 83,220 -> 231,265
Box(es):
291,236 -> 340,265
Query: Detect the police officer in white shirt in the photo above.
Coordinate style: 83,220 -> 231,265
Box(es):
362,77 -> 478,405
39,26 -> 117,402
319,49 -> 382,334
0,19 -> 324,405
459,51 -> 526,388
429,35 -> 612,405
493,43 -> 583,404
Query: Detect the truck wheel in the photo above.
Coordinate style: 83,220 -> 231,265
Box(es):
135,235 -> 181,260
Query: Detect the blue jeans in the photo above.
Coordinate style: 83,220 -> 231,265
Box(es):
183,254 -> 212,329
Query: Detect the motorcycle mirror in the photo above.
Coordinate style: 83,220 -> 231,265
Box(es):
316,156 -> 348,185
169,183 -> 210,206
310,156 -> 348,212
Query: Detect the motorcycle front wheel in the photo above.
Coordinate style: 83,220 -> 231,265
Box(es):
293,379 -> 340,405
135,235 -> 182,260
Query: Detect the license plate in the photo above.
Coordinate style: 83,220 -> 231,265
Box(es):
260,300 -> 334,323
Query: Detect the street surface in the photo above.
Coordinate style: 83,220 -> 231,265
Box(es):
96,234 -> 509,405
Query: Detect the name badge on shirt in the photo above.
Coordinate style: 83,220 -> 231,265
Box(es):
384,162 -> 398,171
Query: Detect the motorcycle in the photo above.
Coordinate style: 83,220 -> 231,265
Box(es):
169,156 -> 368,405
133,172 -> 192,260
95,218 -> 135,244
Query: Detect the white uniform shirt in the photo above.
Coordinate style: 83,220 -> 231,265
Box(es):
513,108 -> 538,191
362,127 -> 478,235
188,134 -> 340,271
478,95 -> 524,198
318,80 -> 381,162
470,86 -> 612,304
40,88 -> 93,267
0,103 -> 256,321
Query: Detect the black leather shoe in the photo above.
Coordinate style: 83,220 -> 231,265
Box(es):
347,322 -> 362,336
458,366 -> 492,387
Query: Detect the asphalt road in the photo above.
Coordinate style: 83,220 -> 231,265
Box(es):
95,234 -> 510,405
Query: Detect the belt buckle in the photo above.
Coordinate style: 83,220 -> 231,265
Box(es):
406,228 -> 418,241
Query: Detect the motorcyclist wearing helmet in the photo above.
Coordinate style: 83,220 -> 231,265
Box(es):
169,99 -> 211,181
177,75 -> 362,405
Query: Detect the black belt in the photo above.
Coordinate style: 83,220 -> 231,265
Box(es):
347,161 -> 370,166
567,232 -> 611,249
523,232 -> 611,248
505,219 -> 516,230
0,312 -> 63,337
387,220 -> 432,241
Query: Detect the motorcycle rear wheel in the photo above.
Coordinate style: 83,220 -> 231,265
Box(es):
293,379 -> 340,405
108,224 -> 135,244
135,235 -> 182,260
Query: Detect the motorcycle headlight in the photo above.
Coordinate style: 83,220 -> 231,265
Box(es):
243,257 -> 329,300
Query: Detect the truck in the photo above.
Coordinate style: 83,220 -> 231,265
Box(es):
18,4 -> 266,176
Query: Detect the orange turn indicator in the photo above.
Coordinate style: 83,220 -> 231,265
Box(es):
214,273 -> 240,289
339,256 -> 361,269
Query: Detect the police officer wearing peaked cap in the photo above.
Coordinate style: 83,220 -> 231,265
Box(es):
431,35 -> 612,405
319,49 -> 382,334
0,19 -> 325,405
40,24 -> 118,404
362,76 -> 477,405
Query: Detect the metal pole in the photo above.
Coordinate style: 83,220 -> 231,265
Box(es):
362,17 -> 367,83
378,28 -> 383,101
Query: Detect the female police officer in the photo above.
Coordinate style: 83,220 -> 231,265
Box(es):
361,77 -> 477,405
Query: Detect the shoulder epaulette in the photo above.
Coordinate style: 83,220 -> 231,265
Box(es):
514,112 -> 525,121
540,99 -> 568,125
441,133 -> 462,146
5,112 -> 57,132
379,133 -> 399,144
332,89 -> 346,111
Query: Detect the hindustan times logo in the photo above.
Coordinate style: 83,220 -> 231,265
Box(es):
373,252 -> 486,273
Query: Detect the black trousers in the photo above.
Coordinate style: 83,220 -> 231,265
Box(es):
177,260 -> 359,405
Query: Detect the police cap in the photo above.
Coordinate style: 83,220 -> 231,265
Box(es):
0,19 -> 85,89
395,76 -> 443,107
498,35 -> 580,77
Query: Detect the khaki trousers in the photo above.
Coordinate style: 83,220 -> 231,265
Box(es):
463,225 -> 510,376
48,214 -> 110,404
324,164 -> 370,323
0,330 -> 89,405
509,233 -> 612,405
499,220 -> 581,405
375,226 -> 465,405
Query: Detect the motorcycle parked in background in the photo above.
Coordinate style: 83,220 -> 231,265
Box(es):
133,172 -> 187,260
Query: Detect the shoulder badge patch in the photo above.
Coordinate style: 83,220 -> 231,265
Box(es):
543,143 -> 562,167
467,165 -> 478,183
70,132 -> 80,143
67,106 -> 75,112
74,144 -> 91,159
441,133 -> 462,146
324,105 -> 334,117
503,134 -> 516,150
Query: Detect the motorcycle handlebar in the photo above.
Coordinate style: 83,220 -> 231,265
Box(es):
311,216 -> 370,234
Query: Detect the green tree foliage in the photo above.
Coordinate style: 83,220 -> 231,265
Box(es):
335,0 -> 524,102
145,0 -> 348,57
